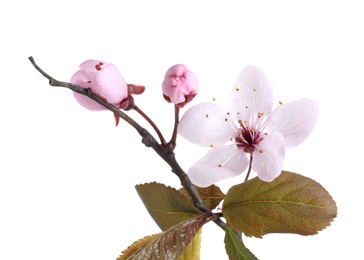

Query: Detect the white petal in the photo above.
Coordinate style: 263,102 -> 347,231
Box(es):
188,145 -> 249,187
267,98 -> 319,148
252,132 -> 285,182
179,102 -> 237,147
230,66 -> 274,122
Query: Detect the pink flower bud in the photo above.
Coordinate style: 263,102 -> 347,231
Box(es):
70,60 -> 128,111
162,64 -> 198,108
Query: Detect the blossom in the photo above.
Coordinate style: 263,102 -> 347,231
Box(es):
71,60 -> 128,111
178,66 -> 319,187
162,64 -> 199,108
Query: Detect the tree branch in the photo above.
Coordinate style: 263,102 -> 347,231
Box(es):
28,56 -> 227,231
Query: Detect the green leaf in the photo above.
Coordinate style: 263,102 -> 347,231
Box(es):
224,226 -> 258,260
136,182 -> 201,231
117,213 -> 213,260
222,171 -> 337,237
179,185 -> 225,210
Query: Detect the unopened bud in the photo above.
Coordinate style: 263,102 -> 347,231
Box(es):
162,64 -> 198,108
71,59 -> 128,111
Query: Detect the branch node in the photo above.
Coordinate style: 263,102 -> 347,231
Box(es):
142,137 -> 152,147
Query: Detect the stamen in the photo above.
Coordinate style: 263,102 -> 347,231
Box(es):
235,88 -> 240,91
210,144 -> 214,148
259,149 -> 264,154
205,114 -> 209,118
218,164 -> 222,167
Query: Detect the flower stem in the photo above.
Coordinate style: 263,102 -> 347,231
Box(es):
244,154 -> 253,181
133,105 -> 168,147
168,105 -> 180,149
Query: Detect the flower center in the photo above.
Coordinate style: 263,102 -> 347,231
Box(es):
235,120 -> 263,154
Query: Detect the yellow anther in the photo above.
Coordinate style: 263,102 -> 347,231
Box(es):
210,144 -> 214,148
205,114 -> 209,118
259,149 -> 264,154
236,88 -> 240,91
264,132 -> 268,135
213,97 -> 216,102
238,119 -> 243,124
279,101 -> 283,105
237,111 -> 240,115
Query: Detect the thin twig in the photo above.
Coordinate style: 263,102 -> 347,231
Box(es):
29,56 -> 226,231
168,105 -> 180,150
133,105 -> 167,147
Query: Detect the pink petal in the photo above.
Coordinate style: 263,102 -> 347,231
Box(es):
162,64 -> 199,105
230,66 -> 274,121
188,145 -> 249,187
267,98 -> 319,148
178,102 -> 236,147
252,132 -> 285,182
79,59 -> 105,72
93,63 -> 128,104
71,70 -> 106,110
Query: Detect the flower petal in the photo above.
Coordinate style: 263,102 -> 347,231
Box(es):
267,98 -> 319,148
79,59 -> 105,72
188,145 -> 249,187
230,66 -> 274,121
179,102 -> 237,147
252,132 -> 285,182
71,70 -> 105,110
162,64 -> 199,105
93,63 -> 128,104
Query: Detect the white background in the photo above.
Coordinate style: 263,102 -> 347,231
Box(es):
1,1 -> 362,259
